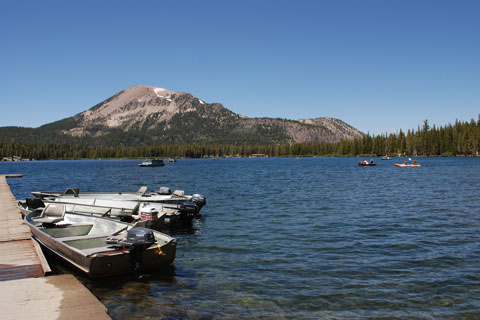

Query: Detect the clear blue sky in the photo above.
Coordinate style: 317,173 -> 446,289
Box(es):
0,0 -> 478,135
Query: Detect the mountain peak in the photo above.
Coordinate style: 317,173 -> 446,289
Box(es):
26,85 -> 363,145
74,85 -> 206,133
123,85 -> 177,97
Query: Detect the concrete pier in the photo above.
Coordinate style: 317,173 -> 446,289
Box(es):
0,174 -> 110,319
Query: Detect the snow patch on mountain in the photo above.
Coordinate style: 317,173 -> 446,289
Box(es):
154,88 -> 167,97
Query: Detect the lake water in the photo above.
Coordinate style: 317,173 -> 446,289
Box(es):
2,157 -> 480,319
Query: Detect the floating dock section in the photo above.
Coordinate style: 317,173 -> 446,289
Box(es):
0,174 -> 110,319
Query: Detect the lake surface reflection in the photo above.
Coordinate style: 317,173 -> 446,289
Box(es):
3,157 -> 480,319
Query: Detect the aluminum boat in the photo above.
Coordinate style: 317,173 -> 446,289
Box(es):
25,204 -> 177,278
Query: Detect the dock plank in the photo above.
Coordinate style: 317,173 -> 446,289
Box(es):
0,175 -> 44,280
0,176 -> 30,242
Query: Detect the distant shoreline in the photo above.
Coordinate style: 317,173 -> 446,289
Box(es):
2,154 -> 479,162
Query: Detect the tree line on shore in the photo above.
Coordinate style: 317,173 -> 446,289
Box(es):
1,118 -> 479,160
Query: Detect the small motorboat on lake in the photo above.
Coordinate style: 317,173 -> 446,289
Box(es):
358,160 -> 377,167
138,158 -> 165,167
31,186 -> 206,214
394,163 -> 422,167
18,198 -> 194,230
24,204 -> 177,278
394,158 -> 421,168
381,155 -> 392,160
394,159 -> 421,167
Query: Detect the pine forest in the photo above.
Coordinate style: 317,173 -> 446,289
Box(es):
1,118 -> 479,160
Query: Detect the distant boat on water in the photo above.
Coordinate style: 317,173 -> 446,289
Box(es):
138,159 -> 165,167
358,159 -> 377,167
381,155 -> 392,160
395,158 -> 421,167
394,163 -> 421,167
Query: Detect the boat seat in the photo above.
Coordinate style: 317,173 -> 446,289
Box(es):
64,188 -> 79,197
32,204 -> 66,224
136,186 -> 148,196
57,233 -> 113,242
57,225 -> 128,242
82,246 -> 124,256
172,190 -> 184,197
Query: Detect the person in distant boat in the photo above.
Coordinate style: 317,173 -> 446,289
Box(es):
413,160 -> 417,164
370,159 -> 374,164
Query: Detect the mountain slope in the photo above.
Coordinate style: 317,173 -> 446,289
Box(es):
0,85 -> 363,146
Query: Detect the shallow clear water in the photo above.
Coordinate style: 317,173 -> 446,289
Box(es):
3,157 -> 480,319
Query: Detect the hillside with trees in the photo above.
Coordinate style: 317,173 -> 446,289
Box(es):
1,117 -> 478,160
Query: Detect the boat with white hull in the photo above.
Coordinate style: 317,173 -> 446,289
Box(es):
138,158 -> 165,167
18,198 -> 192,230
31,186 -> 206,213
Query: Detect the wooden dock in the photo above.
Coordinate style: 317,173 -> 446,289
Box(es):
0,174 -> 110,319
0,174 -> 48,279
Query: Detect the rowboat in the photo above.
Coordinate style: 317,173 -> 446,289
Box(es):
358,162 -> 377,167
25,204 -> 177,278
358,160 -> 377,166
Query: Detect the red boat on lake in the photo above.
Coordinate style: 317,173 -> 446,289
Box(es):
358,160 -> 377,167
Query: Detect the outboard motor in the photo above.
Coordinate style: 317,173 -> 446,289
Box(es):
157,187 -> 172,195
163,210 -> 180,228
140,206 -> 159,221
106,227 -> 156,274
138,204 -> 160,228
178,202 -> 200,224
179,201 -> 199,214
191,194 -> 206,208
125,227 -> 156,274
106,227 -> 156,249
125,227 -> 156,248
